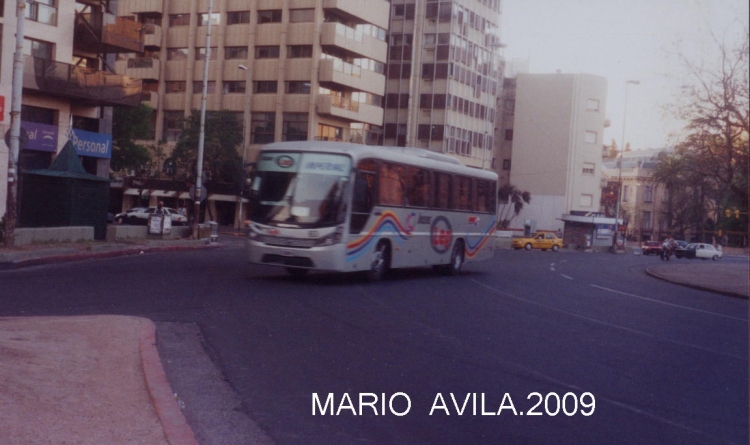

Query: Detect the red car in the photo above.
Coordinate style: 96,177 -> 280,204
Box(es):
641,241 -> 663,256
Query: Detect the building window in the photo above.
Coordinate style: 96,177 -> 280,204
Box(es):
582,162 -> 595,175
505,129 -> 513,141
23,38 -> 54,59
623,185 -> 630,202
642,211 -> 653,229
255,46 -> 280,58
286,81 -> 311,94
167,48 -> 189,60
225,46 -> 248,59
317,124 -> 343,141
288,45 -> 313,58
169,14 -> 190,27
258,10 -> 282,23
580,194 -> 594,207
252,113 -> 276,144
25,0 -> 57,26
283,113 -> 308,141
289,9 -> 314,22
253,81 -> 278,94
223,81 -> 246,94
196,48 -> 217,60
584,130 -> 597,144
165,81 -> 186,93
586,98 -> 600,111
193,81 -> 216,94
227,11 -> 251,25
644,185 -> 654,203
505,99 -> 515,111
502,159 -> 511,170
199,13 -> 221,26
163,111 -> 184,141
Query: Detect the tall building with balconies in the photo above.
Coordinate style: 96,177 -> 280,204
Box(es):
382,0 -> 503,169
115,0 -> 390,164
0,0 -> 144,218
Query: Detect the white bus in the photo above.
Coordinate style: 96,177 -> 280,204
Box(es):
245,141 -> 498,280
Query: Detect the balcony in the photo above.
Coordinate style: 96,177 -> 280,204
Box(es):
318,58 -> 385,96
322,0 -> 390,30
24,56 -> 143,107
117,0 -> 164,16
75,12 -> 144,54
316,95 -> 383,126
115,57 -> 161,81
321,22 -> 387,62
142,23 -> 162,49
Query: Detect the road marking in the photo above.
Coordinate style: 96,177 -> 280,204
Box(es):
590,285 -> 747,322
471,279 -> 746,361
560,274 -> 574,280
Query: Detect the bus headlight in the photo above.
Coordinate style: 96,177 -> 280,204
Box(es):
318,226 -> 344,245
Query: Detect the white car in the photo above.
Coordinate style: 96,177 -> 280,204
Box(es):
118,207 -> 188,226
684,243 -> 723,261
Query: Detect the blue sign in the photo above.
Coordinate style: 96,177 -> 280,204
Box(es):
67,128 -> 112,159
22,121 -> 58,152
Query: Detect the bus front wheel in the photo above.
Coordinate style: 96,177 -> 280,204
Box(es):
366,241 -> 390,282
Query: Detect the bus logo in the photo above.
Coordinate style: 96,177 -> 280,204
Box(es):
276,155 -> 295,168
430,216 -> 453,254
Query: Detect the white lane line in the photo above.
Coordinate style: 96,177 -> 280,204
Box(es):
471,279 -> 746,361
590,284 -> 747,322
560,274 -> 574,280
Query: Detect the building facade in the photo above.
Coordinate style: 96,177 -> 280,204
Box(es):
507,72 -> 609,232
1,0 -> 142,219
382,0 -> 503,169
116,0 -> 390,164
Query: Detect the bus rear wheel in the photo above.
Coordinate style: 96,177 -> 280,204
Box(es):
440,240 -> 464,276
366,241 -> 390,282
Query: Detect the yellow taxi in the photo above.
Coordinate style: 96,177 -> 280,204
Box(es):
512,232 -> 563,251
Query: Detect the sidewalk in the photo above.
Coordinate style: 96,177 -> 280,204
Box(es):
646,260 -> 749,299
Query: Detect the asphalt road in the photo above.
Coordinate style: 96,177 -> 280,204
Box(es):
0,239 -> 747,444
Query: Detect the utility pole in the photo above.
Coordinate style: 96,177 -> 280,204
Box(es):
192,0 -> 214,239
4,1 -> 27,247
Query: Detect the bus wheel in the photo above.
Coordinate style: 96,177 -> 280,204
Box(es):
286,267 -> 309,278
441,240 -> 464,276
366,241 -> 390,282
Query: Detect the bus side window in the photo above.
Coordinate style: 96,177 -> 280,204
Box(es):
379,162 -> 404,206
405,166 -> 431,207
433,172 -> 451,210
453,176 -> 472,211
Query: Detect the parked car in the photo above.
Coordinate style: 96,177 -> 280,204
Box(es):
673,240 -> 691,258
117,207 -> 188,226
512,232 -> 563,251
681,243 -> 723,261
114,207 -> 147,224
641,241 -> 663,256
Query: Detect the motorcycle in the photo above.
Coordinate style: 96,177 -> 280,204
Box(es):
660,244 -> 674,261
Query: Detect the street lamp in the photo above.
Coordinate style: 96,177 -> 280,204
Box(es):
236,64 -> 252,229
613,79 -> 640,250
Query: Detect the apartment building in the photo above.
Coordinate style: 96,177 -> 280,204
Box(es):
116,0 -> 390,161
507,72 -> 609,233
382,0 -> 503,169
0,0 -> 143,219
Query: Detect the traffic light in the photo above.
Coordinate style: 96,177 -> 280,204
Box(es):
725,209 -> 731,217
735,209 -> 741,219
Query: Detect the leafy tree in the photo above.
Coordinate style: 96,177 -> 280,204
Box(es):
497,184 -> 531,228
111,104 -> 154,173
171,110 -> 243,183
667,27 -> 749,209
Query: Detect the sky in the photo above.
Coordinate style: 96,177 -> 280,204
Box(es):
500,0 -> 749,150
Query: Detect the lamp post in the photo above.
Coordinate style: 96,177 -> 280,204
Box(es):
236,64 -> 252,229
613,80 -> 639,250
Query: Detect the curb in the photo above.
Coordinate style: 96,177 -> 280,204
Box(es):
0,243 -> 221,271
645,268 -> 748,300
139,319 -> 200,445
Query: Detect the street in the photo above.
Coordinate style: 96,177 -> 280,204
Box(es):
0,238 -> 747,444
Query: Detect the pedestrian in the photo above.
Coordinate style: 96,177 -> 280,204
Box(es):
154,201 -> 165,215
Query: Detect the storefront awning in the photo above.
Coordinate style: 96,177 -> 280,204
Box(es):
209,193 -> 248,203
123,188 -> 149,196
151,190 -> 178,197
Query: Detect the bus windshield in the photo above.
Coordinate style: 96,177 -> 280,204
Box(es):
248,152 -> 351,228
